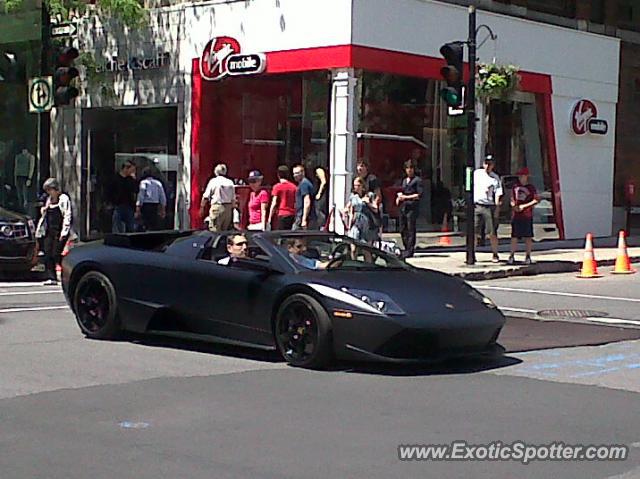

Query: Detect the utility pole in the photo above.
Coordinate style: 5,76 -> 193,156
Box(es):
465,4 -> 477,265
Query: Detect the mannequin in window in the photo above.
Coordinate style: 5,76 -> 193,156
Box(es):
14,147 -> 35,212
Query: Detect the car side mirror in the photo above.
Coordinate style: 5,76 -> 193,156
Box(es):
229,257 -> 281,274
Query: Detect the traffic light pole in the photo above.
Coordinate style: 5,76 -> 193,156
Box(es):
38,0 -> 51,189
465,4 -> 477,265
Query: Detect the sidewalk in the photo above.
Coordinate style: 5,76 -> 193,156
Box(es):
389,233 -> 640,281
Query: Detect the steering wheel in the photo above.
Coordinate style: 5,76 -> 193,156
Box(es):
326,243 -> 350,269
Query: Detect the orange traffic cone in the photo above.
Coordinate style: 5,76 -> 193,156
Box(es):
611,230 -> 635,274
438,216 -> 452,246
577,233 -> 602,278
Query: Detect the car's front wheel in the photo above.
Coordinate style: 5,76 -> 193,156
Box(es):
73,271 -> 121,339
275,293 -> 333,369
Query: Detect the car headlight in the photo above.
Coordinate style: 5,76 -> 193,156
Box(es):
467,287 -> 497,309
340,287 -> 406,315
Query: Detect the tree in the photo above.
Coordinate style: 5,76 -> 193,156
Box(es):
1,0 -> 147,29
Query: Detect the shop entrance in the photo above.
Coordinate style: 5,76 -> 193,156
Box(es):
192,71 -> 330,227
81,107 -> 178,240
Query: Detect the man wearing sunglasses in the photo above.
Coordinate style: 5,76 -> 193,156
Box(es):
218,234 -> 249,265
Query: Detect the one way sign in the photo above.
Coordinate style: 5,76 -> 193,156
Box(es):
51,23 -> 78,38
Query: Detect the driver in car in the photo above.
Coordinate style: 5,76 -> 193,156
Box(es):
218,234 -> 248,265
286,238 -> 328,270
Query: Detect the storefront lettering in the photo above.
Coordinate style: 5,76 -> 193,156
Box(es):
95,52 -> 171,73
227,54 -> 266,76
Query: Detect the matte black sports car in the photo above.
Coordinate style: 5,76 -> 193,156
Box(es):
62,230 -> 505,368
0,207 -> 38,272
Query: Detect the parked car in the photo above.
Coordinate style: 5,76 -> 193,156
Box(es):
0,207 -> 38,272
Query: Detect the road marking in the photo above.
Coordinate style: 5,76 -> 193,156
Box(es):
0,305 -> 68,313
499,306 -> 538,314
0,290 -> 60,296
0,282 -> 53,288
583,317 -> 640,326
477,285 -> 640,303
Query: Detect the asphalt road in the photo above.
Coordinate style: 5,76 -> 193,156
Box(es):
1,274 -> 640,479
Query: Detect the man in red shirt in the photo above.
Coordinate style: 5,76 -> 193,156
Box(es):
508,167 -> 540,265
268,165 -> 298,230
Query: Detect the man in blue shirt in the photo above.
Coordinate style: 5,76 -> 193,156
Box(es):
292,164 -> 318,230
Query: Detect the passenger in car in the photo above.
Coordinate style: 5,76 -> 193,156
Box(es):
218,234 -> 248,265
286,238 -> 327,270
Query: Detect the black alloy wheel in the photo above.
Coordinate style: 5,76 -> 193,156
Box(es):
73,271 -> 121,339
275,293 -> 333,369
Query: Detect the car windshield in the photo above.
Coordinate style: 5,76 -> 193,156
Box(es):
270,234 -> 408,271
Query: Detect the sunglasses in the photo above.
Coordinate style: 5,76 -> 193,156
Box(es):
233,241 -> 248,247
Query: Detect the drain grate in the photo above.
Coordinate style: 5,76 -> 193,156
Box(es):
538,309 -> 609,319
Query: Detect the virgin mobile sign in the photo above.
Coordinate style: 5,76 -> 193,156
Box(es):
200,36 -> 266,81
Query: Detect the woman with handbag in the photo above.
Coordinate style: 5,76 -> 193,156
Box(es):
343,177 -> 379,244
36,178 -> 72,285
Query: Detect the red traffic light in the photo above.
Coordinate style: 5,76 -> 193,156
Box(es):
57,47 -> 79,67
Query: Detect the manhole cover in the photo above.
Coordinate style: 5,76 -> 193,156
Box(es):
538,309 -> 609,319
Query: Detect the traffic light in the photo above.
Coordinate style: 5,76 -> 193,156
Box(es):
0,51 -> 18,83
54,46 -> 79,106
439,42 -> 464,108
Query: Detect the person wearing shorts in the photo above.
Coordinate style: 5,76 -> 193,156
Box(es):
508,167 -> 539,265
473,155 -> 503,262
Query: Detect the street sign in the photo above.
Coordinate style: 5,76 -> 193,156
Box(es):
51,23 -> 78,38
28,76 -> 53,113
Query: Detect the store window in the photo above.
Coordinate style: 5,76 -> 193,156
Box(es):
199,71 -> 330,187
485,94 -> 559,239
82,107 -> 178,239
357,71 -> 464,232
0,3 -> 43,220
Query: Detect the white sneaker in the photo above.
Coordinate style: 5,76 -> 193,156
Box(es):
43,279 -> 58,286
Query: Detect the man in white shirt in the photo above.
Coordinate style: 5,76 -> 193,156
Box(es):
473,155 -> 503,262
201,163 -> 236,231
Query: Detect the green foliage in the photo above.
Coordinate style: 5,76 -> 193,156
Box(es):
76,51 -> 116,101
2,0 -> 147,28
477,63 -> 520,100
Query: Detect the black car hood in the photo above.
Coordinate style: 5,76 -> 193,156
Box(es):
302,268 -> 485,314
0,207 -> 28,222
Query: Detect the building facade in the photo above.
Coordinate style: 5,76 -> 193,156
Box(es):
52,0 -> 621,240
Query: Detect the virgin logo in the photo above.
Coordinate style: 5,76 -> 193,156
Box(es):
200,36 -> 241,81
571,99 -> 597,135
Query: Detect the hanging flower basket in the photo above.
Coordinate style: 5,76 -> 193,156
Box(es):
477,63 -> 520,100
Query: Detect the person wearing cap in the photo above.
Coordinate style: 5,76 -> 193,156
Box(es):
201,163 -> 235,232
36,178 -> 73,285
508,167 -> 540,265
247,170 -> 270,231
473,155 -> 503,262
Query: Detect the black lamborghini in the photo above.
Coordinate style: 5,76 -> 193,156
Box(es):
62,230 -> 505,368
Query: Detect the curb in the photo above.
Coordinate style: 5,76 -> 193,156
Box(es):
452,256 -> 640,281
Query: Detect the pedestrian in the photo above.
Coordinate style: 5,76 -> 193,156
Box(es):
312,163 -> 329,228
396,159 -> 423,259
135,167 -> 167,231
111,159 -> 138,233
246,170 -> 270,231
356,158 -> 383,243
344,176 -> 379,244
508,167 -> 540,265
268,165 -> 297,230
201,163 -> 235,232
292,164 -> 318,230
473,155 -> 503,262
431,179 -> 453,229
36,178 -> 72,285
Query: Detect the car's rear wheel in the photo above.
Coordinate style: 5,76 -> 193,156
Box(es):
275,293 -> 333,369
73,271 -> 121,339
